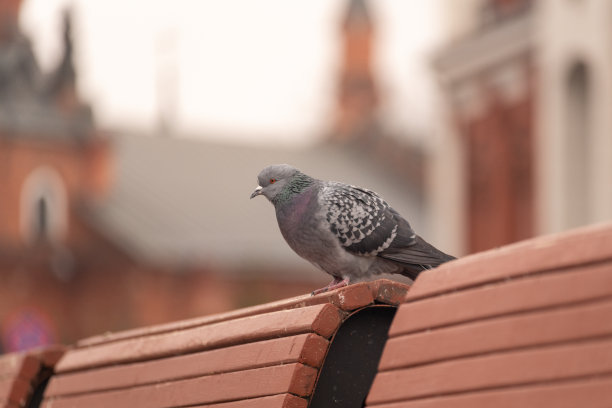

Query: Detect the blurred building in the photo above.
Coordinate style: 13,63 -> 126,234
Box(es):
332,0 -> 378,142
0,1 -> 310,351
0,1 -> 128,350
431,0 -> 612,255
0,0 -> 425,351
330,0 -> 426,206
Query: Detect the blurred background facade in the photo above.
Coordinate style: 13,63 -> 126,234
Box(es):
1,0 -> 611,352
432,0 -> 612,255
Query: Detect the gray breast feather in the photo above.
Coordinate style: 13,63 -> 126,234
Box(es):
321,183 -> 402,256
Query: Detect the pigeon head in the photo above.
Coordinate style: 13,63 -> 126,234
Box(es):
250,164 -> 303,202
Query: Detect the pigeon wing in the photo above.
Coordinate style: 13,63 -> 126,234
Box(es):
321,183 -> 455,267
321,183 -> 408,256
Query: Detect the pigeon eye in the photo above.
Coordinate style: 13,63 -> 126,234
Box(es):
269,178 -> 277,184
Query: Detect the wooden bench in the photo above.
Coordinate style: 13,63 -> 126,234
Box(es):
5,223 -> 611,407
0,346 -> 64,408
41,280 -> 408,408
366,222 -> 612,408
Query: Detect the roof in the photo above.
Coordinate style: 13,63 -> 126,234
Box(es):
89,134 -> 425,280
0,16 -> 95,140
0,102 -> 94,139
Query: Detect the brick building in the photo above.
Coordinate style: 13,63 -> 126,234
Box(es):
331,0 -> 426,201
0,0 -> 423,352
332,0 -> 378,142
0,1 -> 252,351
430,0 -> 612,255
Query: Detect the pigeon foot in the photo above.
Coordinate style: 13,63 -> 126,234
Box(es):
311,277 -> 349,296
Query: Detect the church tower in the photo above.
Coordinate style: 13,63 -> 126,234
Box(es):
332,0 -> 379,142
0,4 -> 110,251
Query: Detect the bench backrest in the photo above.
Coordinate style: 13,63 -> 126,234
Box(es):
366,223 -> 612,408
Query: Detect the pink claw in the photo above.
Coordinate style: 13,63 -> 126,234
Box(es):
311,277 -> 350,296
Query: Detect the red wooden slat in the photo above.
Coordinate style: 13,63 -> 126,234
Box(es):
368,338 -> 612,404
56,303 -> 342,373
46,333 -> 328,398
407,222 -> 612,300
0,354 -> 39,381
0,379 -> 12,400
1,399 -> 20,408
380,298 -> 612,370
0,377 -> 30,407
43,363 -> 317,408
191,394 -> 307,408
370,279 -> 410,305
78,280 -> 407,347
366,375 -> 612,408
34,345 -> 66,367
389,262 -> 612,337
0,346 -> 65,408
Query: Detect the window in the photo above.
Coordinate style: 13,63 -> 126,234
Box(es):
20,167 -> 67,244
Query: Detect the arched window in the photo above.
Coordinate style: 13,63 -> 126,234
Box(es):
565,61 -> 590,228
19,167 -> 68,244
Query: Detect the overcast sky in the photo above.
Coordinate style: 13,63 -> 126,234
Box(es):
20,0 -> 442,145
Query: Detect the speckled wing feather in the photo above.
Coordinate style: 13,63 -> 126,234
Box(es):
321,182 -> 455,268
321,183 -> 412,256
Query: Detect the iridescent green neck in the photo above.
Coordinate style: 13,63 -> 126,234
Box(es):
272,172 -> 315,206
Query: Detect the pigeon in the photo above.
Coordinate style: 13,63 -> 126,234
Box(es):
250,164 -> 455,295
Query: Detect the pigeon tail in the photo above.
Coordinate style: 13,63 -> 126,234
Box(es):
377,235 -> 456,281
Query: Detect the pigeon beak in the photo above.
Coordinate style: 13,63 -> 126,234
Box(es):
250,186 -> 263,199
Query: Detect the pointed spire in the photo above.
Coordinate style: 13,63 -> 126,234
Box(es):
45,9 -> 76,98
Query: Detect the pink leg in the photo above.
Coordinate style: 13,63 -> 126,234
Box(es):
311,277 -> 350,296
